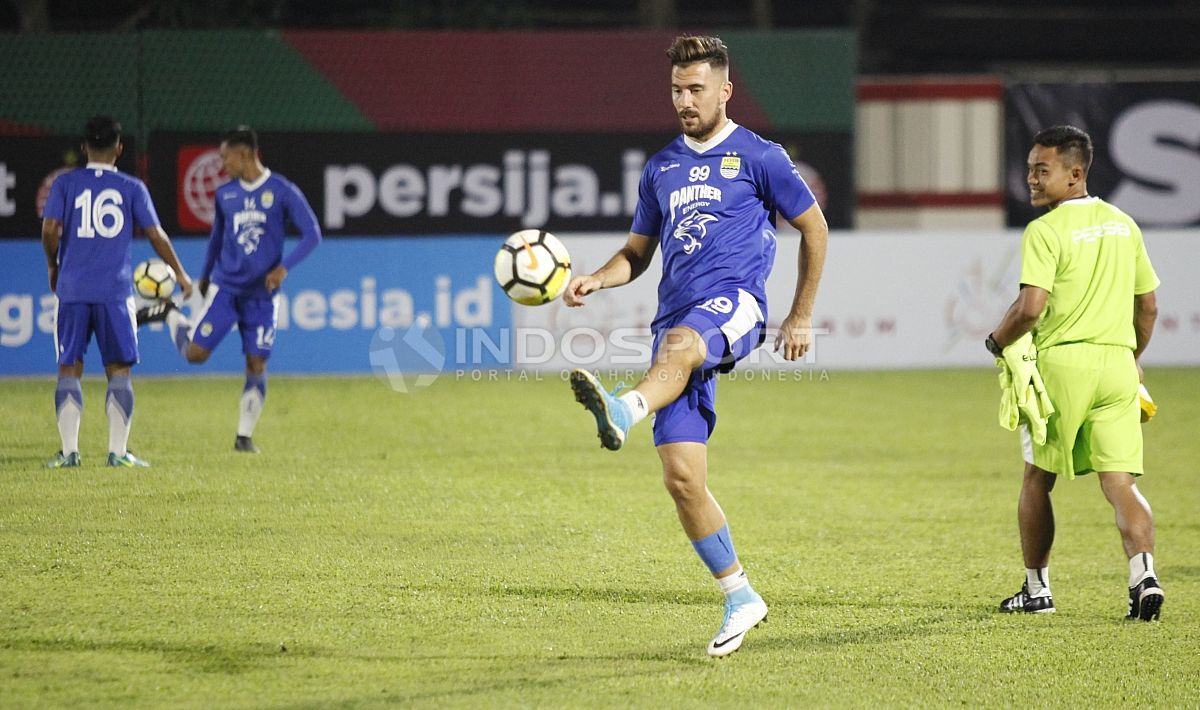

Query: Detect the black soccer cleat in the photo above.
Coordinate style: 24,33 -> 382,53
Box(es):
234,435 -> 260,454
999,581 -> 1056,614
1127,576 -> 1164,622
136,299 -> 176,326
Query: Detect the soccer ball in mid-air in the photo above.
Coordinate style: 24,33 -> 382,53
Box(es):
133,259 -> 177,300
494,229 -> 571,306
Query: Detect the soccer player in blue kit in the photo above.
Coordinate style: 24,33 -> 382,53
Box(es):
140,126 -> 321,453
42,115 -> 193,468
566,36 -> 829,656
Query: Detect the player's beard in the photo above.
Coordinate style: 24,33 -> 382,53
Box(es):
679,110 -> 722,141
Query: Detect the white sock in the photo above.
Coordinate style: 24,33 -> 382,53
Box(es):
165,309 -> 192,357
238,386 -> 264,437
1129,552 -> 1156,587
618,390 -> 649,426
55,380 -> 82,455
1025,567 -> 1051,597
716,566 -> 749,596
106,375 -> 134,457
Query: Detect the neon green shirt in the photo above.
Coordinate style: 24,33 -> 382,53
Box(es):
1020,196 -> 1160,350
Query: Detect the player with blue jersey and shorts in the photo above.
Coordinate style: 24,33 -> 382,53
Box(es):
139,126 -> 321,453
565,36 -> 829,656
42,115 -> 193,468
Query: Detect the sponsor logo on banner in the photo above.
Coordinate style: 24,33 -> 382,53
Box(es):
147,131 -> 854,235
177,145 -> 226,231
37,166 -> 74,218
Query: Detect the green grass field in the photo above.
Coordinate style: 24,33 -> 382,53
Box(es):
1,368 -> 1198,708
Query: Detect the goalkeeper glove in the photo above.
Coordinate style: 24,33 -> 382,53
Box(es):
999,333 -> 1055,444
1139,383 -> 1156,423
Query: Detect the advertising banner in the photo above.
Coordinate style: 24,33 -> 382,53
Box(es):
1005,82 -> 1200,227
8,231 -> 1194,377
512,230 -> 1200,371
0,237 -> 508,377
0,136 -> 138,238
149,130 -> 852,237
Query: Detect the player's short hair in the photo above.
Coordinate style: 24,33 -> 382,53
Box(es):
83,116 -> 121,150
222,125 -> 259,152
1033,125 -> 1093,174
666,35 -> 729,71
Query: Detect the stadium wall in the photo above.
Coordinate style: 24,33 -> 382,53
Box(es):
3,232 -> 1197,377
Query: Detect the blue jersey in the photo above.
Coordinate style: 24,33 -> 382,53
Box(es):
631,122 -> 816,329
203,170 -> 321,298
43,163 -> 161,303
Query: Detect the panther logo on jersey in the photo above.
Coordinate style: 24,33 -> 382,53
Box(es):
238,226 -> 264,255
673,210 -> 718,255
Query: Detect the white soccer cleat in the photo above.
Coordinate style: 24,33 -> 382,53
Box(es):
706,594 -> 768,657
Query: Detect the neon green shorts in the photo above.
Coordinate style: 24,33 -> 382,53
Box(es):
1021,342 -> 1142,479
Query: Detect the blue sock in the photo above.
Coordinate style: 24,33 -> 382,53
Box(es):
692,524 -> 738,576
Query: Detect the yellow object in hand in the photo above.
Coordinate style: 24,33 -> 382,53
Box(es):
1139,383 -> 1156,423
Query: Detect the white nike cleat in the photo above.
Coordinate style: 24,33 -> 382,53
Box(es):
707,594 -> 768,657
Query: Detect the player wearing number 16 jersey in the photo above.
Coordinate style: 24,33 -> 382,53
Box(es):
565,36 -> 829,656
41,115 -> 193,468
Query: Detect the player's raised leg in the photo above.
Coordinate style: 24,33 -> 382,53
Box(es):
137,288 -> 219,365
570,325 -> 704,450
659,442 -> 767,657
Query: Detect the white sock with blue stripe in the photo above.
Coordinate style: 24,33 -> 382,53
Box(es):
165,309 -> 191,357
106,375 -> 134,457
238,373 -> 267,437
55,376 -> 83,455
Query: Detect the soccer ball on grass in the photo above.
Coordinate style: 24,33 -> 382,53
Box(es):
493,229 -> 571,306
133,259 -> 177,300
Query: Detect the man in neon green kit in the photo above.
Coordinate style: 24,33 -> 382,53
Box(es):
986,125 -> 1163,621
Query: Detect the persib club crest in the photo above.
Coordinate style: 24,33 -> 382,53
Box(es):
720,154 -> 741,179
261,190 -> 274,209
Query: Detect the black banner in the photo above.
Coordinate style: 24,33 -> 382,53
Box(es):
148,131 -> 853,236
1006,82 -> 1200,227
0,136 -> 138,239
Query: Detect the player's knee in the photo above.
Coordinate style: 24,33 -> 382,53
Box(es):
185,346 -> 210,364
1023,463 -> 1056,493
662,464 -> 705,503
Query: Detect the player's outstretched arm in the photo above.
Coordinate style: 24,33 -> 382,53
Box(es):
564,232 -> 656,307
775,204 -> 829,360
146,226 -> 193,299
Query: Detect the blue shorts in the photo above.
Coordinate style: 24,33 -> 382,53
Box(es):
191,285 -> 279,358
652,288 -> 766,446
55,297 -> 139,366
